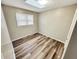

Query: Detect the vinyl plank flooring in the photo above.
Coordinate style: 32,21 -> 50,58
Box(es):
12,33 -> 42,47
12,33 -> 64,59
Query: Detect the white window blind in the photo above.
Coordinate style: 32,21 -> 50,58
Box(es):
16,13 -> 33,26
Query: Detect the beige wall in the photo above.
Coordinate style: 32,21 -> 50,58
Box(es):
2,5 -> 39,41
2,4 -> 76,42
39,5 -> 76,42
1,8 -> 15,59
1,8 -> 11,45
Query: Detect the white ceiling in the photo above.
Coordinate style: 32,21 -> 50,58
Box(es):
1,0 -> 76,13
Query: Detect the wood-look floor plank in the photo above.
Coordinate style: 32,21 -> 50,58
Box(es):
16,36 -> 44,57
45,46 -> 57,59
15,36 -> 43,52
30,39 -> 52,59
35,40 -> 56,59
13,33 -> 41,47
16,36 -> 45,55
53,44 -> 64,59
13,33 -> 64,59
22,53 -> 31,59
21,37 -> 48,59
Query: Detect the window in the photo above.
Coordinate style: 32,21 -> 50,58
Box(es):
16,13 -> 33,26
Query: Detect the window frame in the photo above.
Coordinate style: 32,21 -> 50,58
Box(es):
16,12 -> 34,27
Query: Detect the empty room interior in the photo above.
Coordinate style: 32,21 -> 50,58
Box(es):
1,0 -> 77,59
